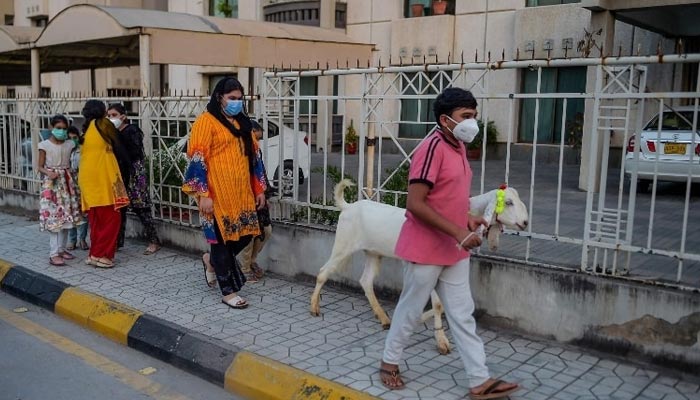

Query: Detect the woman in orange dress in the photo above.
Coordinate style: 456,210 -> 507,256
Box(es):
182,77 -> 266,309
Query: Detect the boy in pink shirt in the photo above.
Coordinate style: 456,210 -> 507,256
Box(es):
380,88 -> 519,399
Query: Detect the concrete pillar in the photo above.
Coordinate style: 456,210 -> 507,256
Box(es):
319,0 -> 336,29
30,48 -> 40,97
578,10 -> 615,191
317,0 -> 337,152
139,34 -> 153,157
139,34 -> 151,96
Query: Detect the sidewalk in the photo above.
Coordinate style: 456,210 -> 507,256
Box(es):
1,210 -> 698,400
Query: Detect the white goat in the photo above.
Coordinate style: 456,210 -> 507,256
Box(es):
309,179 -> 529,354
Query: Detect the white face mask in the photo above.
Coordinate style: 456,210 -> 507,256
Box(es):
109,117 -> 122,130
445,116 -> 480,143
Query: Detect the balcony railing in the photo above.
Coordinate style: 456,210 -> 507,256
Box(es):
263,1 -> 346,29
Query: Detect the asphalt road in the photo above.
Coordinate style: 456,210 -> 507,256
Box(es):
0,292 -> 241,400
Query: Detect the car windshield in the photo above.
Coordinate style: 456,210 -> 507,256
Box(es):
644,111 -> 697,131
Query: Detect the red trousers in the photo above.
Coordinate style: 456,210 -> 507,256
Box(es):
88,205 -> 121,259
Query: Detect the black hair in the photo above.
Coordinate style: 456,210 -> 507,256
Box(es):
67,125 -> 83,144
251,120 -> 263,132
433,88 -> 478,128
107,103 -> 127,115
206,77 -> 255,174
50,114 -> 69,127
81,99 -> 106,132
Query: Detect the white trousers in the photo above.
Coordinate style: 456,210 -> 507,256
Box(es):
49,229 -> 68,257
382,258 -> 490,387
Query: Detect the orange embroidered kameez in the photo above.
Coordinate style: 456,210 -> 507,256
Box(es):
182,112 -> 265,243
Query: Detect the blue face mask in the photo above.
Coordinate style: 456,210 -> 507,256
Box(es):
223,99 -> 243,116
52,128 -> 67,141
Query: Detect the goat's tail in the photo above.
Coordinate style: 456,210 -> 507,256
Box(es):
334,179 -> 355,210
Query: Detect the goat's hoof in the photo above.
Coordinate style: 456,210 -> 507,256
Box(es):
437,345 -> 451,355
381,323 -> 391,330
310,307 -> 321,317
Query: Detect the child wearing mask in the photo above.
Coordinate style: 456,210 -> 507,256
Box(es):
38,115 -> 86,266
66,126 -> 89,251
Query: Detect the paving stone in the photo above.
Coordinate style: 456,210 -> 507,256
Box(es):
1,211 -> 699,400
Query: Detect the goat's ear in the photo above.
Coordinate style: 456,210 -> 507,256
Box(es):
487,224 -> 501,251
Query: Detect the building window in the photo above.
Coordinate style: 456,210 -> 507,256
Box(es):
32,17 -> 48,27
208,74 -> 237,94
518,67 -> 586,144
400,72 -> 450,138
299,76 -> 317,115
209,0 -> 238,18
404,0 -> 456,18
526,0 -> 580,6
4,14 -> 14,25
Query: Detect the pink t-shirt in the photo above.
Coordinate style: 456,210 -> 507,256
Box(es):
394,129 -> 472,266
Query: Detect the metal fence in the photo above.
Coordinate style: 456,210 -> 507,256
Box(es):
1,54 -> 699,289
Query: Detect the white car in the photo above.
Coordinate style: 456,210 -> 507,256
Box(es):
258,119 -> 310,196
624,106 -> 700,192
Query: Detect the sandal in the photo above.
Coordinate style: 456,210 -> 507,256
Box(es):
251,262 -> 265,279
49,256 -> 66,266
66,242 -> 76,251
143,244 -> 161,255
245,272 -> 259,283
86,256 -> 114,269
60,251 -> 75,260
202,254 -> 217,288
379,363 -> 405,390
79,240 -> 90,250
469,379 -> 519,400
221,295 -> 248,309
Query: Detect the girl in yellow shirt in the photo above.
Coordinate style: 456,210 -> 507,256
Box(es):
79,100 -> 130,268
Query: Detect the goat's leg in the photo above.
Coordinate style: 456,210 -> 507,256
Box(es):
359,254 -> 391,329
310,250 -> 352,316
421,290 -> 451,355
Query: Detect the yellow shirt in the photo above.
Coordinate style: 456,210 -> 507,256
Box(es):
78,120 -> 129,211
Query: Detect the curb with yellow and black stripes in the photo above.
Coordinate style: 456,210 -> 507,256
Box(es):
0,259 -> 378,400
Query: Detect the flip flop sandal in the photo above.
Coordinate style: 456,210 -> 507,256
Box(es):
245,272 -> 259,283
79,241 -> 90,250
221,296 -> 248,309
86,256 -> 114,269
379,367 -> 405,390
60,251 -> 76,260
201,255 -> 217,288
469,379 -> 520,400
49,256 -> 66,266
251,262 -> 265,279
143,244 -> 161,255
66,243 -> 76,251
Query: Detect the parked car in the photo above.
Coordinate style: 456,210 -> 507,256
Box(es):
624,106 -> 700,192
258,119 -> 310,196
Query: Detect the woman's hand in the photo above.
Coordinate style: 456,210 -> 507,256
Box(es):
198,196 -> 214,215
255,193 -> 266,210
46,170 -> 59,180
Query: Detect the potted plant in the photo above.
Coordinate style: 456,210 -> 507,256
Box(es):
467,120 -> 498,160
216,0 -> 234,18
411,3 -> 425,17
345,120 -> 359,155
432,0 -> 447,15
